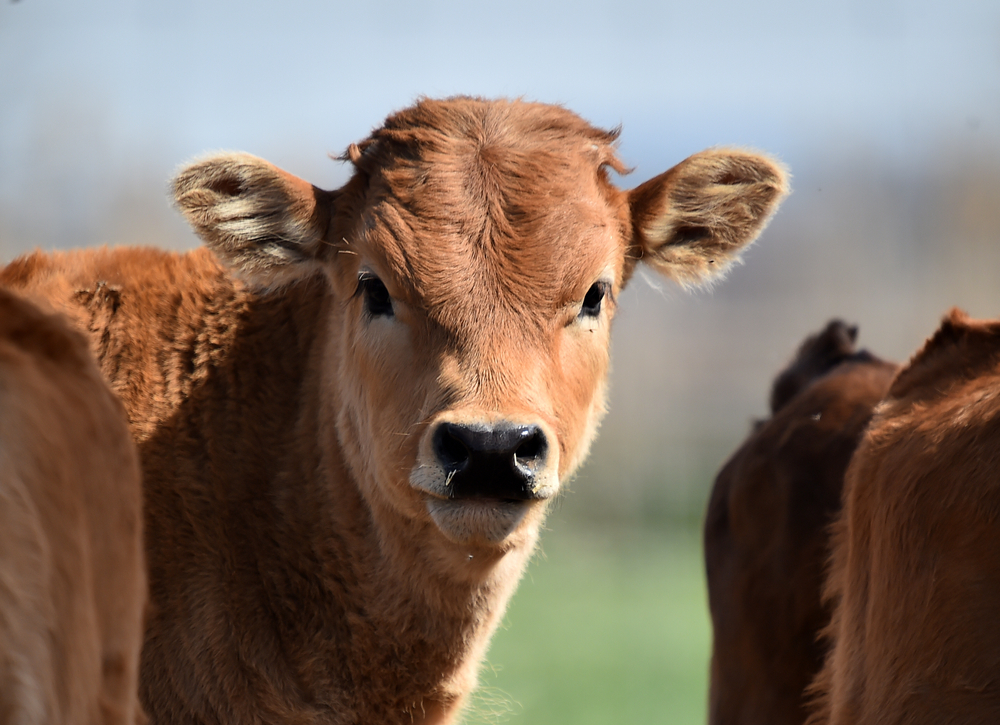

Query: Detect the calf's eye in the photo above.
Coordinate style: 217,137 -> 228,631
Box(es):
579,281 -> 609,318
357,273 -> 394,317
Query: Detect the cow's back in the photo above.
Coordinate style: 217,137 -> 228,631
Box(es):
706,321 -> 897,725
0,288 -> 145,725
1,247 -> 244,440
811,309 -> 1000,724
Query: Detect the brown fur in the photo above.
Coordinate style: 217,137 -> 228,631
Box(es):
808,309 -> 1000,725
2,97 -> 788,725
705,321 -> 896,725
0,288 -> 145,725
769,321 -> 865,415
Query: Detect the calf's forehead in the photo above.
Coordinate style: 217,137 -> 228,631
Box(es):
342,101 -> 629,313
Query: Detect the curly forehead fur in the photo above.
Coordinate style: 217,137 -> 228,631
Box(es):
348,96 -> 625,175
338,97 -> 630,327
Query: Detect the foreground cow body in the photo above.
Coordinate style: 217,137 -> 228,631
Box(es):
0,289 -> 145,725
2,98 -> 787,724
705,321 -> 897,725
810,310 -> 1000,725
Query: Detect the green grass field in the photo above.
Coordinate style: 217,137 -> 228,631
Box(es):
465,520 -> 711,725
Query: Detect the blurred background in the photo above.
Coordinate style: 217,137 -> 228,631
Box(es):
3,1 -> 1000,722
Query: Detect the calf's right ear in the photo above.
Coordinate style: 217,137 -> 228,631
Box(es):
628,149 -> 789,288
172,153 -> 335,291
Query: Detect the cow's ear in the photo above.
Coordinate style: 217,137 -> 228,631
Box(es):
628,149 -> 788,288
172,153 -> 335,291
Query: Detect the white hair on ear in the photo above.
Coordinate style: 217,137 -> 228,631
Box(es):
172,153 -> 328,293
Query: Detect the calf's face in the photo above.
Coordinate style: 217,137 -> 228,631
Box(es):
173,99 -> 787,549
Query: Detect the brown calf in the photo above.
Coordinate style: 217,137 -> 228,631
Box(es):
0,289 -> 145,725
809,310 -> 1000,725
705,321 -> 897,725
2,97 -> 788,724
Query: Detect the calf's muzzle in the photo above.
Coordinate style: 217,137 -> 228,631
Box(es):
432,422 -> 548,501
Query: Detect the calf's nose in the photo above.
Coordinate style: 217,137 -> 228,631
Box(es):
432,422 -> 549,500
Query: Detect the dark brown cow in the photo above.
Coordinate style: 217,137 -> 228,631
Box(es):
2,97 -> 788,725
0,288 -> 145,725
809,309 -> 1000,725
705,321 -> 897,725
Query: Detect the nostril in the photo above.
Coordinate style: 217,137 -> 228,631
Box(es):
513,427 -> 547,466
429,421 -> 551,501
433,423 -> 471,473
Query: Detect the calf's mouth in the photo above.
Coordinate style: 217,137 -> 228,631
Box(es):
424,498 -> 536,545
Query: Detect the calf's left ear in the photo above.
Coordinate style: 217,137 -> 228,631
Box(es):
172,153 -> 334,291
628,149 -> 789,287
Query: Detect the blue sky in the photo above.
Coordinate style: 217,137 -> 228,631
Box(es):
3,0 -> 998,192
3,0 -> 1000,499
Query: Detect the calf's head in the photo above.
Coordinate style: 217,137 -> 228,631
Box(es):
173,98 -> 787,549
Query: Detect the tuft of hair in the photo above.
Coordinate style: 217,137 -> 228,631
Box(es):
881,308 -> 1000,404
171,153 -> 327,292
769,320 -> 862,415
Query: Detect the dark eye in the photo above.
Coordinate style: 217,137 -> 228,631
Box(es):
579,281 -> 609,318
357,272 -> 393,317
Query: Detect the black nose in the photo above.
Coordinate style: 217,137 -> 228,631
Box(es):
432,422 -> 549,501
